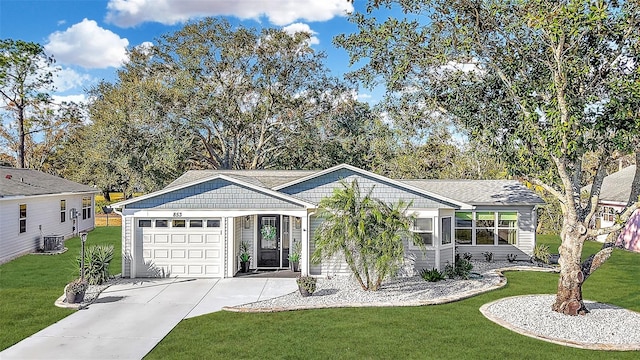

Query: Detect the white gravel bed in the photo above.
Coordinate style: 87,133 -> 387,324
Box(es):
237,260 -> 532,310
484,294 -> 640,349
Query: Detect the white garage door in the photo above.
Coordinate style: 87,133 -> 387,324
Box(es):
137,218 -> 223,278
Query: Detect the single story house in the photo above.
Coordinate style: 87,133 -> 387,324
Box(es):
585,165 -> 639,251
111,164 -> 544,278
0,167 -> 99,264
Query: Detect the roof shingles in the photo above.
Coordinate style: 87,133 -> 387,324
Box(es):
0,167 -> 97,198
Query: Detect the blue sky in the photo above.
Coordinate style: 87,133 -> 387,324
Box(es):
0,0 -> 387,104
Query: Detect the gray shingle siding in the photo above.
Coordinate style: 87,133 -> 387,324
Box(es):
126,179 -> 304,210
281,169 -> 458,208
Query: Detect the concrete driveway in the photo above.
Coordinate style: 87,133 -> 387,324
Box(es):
1,277 -> 297,360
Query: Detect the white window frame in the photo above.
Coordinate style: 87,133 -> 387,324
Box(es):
82,197 -> 92,220
60,200 -> 66,223
19,204 -> 27,234
410,217 -> 435,248
455,211 -> 519,246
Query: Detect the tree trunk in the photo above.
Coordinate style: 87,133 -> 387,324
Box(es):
18,105 -> 26,168
553,229 -> 589,315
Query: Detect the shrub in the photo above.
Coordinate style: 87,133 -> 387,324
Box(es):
481,251 -> 494,262
532,244 -> 550,264
507,254 -> 518,262
444,259 -> 474,280
462,252 -> 473,261
420,268 -> 445,282
78,244 -> 114,285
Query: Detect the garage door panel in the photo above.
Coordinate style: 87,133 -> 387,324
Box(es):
188,234 -> 203,243
205,234 -> 221,243
171,234 -> 186,243
171,249 -> 186,259
138,219 -> 223,278
205,265 -> 220,276
170,265 -> 186,275
154,249 -> 169,258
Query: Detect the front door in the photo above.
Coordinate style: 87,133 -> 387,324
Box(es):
257,215 -> 280,267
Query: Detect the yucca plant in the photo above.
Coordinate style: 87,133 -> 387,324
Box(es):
77,244 -> 114,285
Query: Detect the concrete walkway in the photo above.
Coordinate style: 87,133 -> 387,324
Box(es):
0,277 -> 297,359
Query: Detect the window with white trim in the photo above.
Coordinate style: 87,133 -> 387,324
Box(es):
412,218 -> 434,246
455,212 -> 472,245
497,212 -> 518,245
441,217 -> 452,245
82,197 -> 91,220
190,220 -> 203,228
60,200 -> 66,223
455,211 -> 518,246
19,204 -> 27,233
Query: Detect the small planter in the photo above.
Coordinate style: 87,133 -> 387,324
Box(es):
296,276 -> 316,297
298,286 -> 311,297
66,289 -> 86,304
240,261 -> 250,273
291,261 -> 300,272
65,279 -> 88,304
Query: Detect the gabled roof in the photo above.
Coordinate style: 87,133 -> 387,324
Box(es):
167,169 -> 318,189
401,179 -> 545,206
0,166 -> 98,198
111,173 -> 316,209
274,164 -> 472,209
584,165 -> 637,204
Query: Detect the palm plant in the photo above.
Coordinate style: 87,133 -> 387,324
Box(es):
311,179 -> 420,291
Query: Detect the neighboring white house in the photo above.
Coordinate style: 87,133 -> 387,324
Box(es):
111,164 -> 544,279
0,167 -> 99,264
585,165 -> 640,250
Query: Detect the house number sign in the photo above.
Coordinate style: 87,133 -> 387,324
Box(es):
173,212 -> 183,217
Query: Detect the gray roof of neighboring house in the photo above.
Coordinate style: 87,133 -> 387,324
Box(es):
167,168 -> 543,207
0,167 -> 98,198
167,170 -> 318,189
400,179 -> 545,206
584,165 -> 637,203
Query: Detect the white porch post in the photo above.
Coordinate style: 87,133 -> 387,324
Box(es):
226,217 -> 235,278
301,213 -> 309,276
129,215 -> 136,278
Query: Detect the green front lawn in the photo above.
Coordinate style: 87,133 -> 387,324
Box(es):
0,227 -> 121,350
147,236 -> 640,360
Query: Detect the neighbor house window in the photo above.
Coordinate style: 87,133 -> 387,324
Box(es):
82,197 -> 92,220
189,220 -> 203,228
19,204 -> 27,233
156,220 -> 168,227
441,217 -> 452,245
412,218 -> 434,246
455,212 -> 472,245
138,220 -> 152,227
207,219 -> 221,228
601,206 -> 616,222
60,200 -> 66,223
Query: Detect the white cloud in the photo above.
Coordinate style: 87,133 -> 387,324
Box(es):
282,23 -> 319,45
105,0 -> 353,27
45,18 -> 129,69
52,67 -> 93,92
52,94 -> 88,104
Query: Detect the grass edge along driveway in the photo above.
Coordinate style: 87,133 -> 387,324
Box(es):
146,235 -> 640,360
0,227 -> 122,350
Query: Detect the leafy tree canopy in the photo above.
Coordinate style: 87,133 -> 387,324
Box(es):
339,0 -> 640,315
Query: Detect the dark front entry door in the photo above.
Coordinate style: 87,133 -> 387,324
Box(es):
257,215 -> 280,267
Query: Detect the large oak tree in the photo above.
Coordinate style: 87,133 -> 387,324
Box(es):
339,0 -> 640,315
